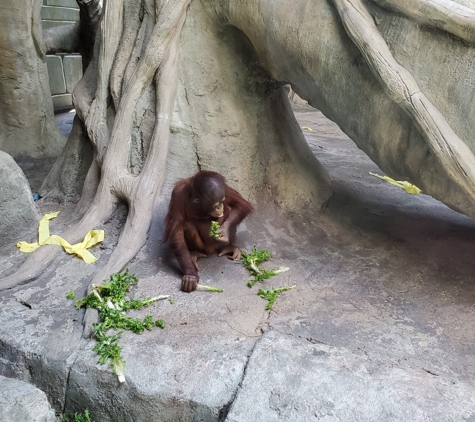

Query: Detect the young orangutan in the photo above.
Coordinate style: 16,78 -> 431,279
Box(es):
164,171 -> 253,292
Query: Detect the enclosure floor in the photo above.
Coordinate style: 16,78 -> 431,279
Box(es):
1,105 -> 475,421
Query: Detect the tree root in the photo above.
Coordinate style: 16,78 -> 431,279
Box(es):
370,0 -> 475,44
0,0 -> 190,344
109,0 -> 163,110
0,246 -> 61,291
334,0 -> 475,211
75,159 -> 101,216
85,0 -> 123,164
72,60 -> 98,126
78,0 -> 103,69
83,0 -> 186,337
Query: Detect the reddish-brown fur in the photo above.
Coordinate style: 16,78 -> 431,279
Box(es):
164,171 -> 253,292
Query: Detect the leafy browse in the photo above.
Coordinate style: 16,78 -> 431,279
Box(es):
241,248 -> 289,288
240,248 -> 293,309
242,248 -> 271,274
66,290 -> 75,300
247,268 -> 290,288
61,409 -> 100,422
75,269 -> 169,383
258,286 -> 295,310
209,221 -> 222,238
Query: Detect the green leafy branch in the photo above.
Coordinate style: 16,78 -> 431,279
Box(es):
242,248 -> 271,274
258,286 -> 295,310
241,248 -> 289,288
75,269 -> 169,383
61,409 -> 100,422
240,248 -> 294,309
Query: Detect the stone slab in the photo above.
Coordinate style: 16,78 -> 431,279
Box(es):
66,332 -> 257,421
41,5 -> 79,21
226,331 -> 475,421
46,55 -> 66,95
0,376 -> 56,422
0,244 -> 100,411
63,55 -> 83,93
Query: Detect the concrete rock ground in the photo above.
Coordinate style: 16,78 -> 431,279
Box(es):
1,106 -> 475,421
0,375 -> 56,422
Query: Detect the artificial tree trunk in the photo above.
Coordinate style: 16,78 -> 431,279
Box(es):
39,0 -> 102,203
0,0 -> 331,294
2,0 -> 475,330
0,0 -> 65,158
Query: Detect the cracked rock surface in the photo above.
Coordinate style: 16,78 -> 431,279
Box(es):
1,106 -> 475,421
0,375 -> 56,422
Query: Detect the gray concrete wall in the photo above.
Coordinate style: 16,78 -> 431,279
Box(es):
41,0 -> 83,111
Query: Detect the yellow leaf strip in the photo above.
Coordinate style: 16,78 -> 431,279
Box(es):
369,172 -> 422,195
17,212 -> 104,264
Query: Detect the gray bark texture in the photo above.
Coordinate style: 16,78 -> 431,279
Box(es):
1,0 -> 475,301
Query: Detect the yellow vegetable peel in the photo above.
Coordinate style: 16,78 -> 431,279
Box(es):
17,212 -> 104,264
369,172 -> 422,195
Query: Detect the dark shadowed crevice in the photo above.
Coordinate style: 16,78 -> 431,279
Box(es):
15,156 -> 57,196
15,111 -> 75,196
218,335 -> 264,421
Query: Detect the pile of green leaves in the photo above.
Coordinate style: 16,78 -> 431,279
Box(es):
75,270 -> 168,382
61,409 -> 100,422
241,248 -> 289,288
258,286 -> 295,310
241,248 -> 294,309
209,221 -> 222,238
